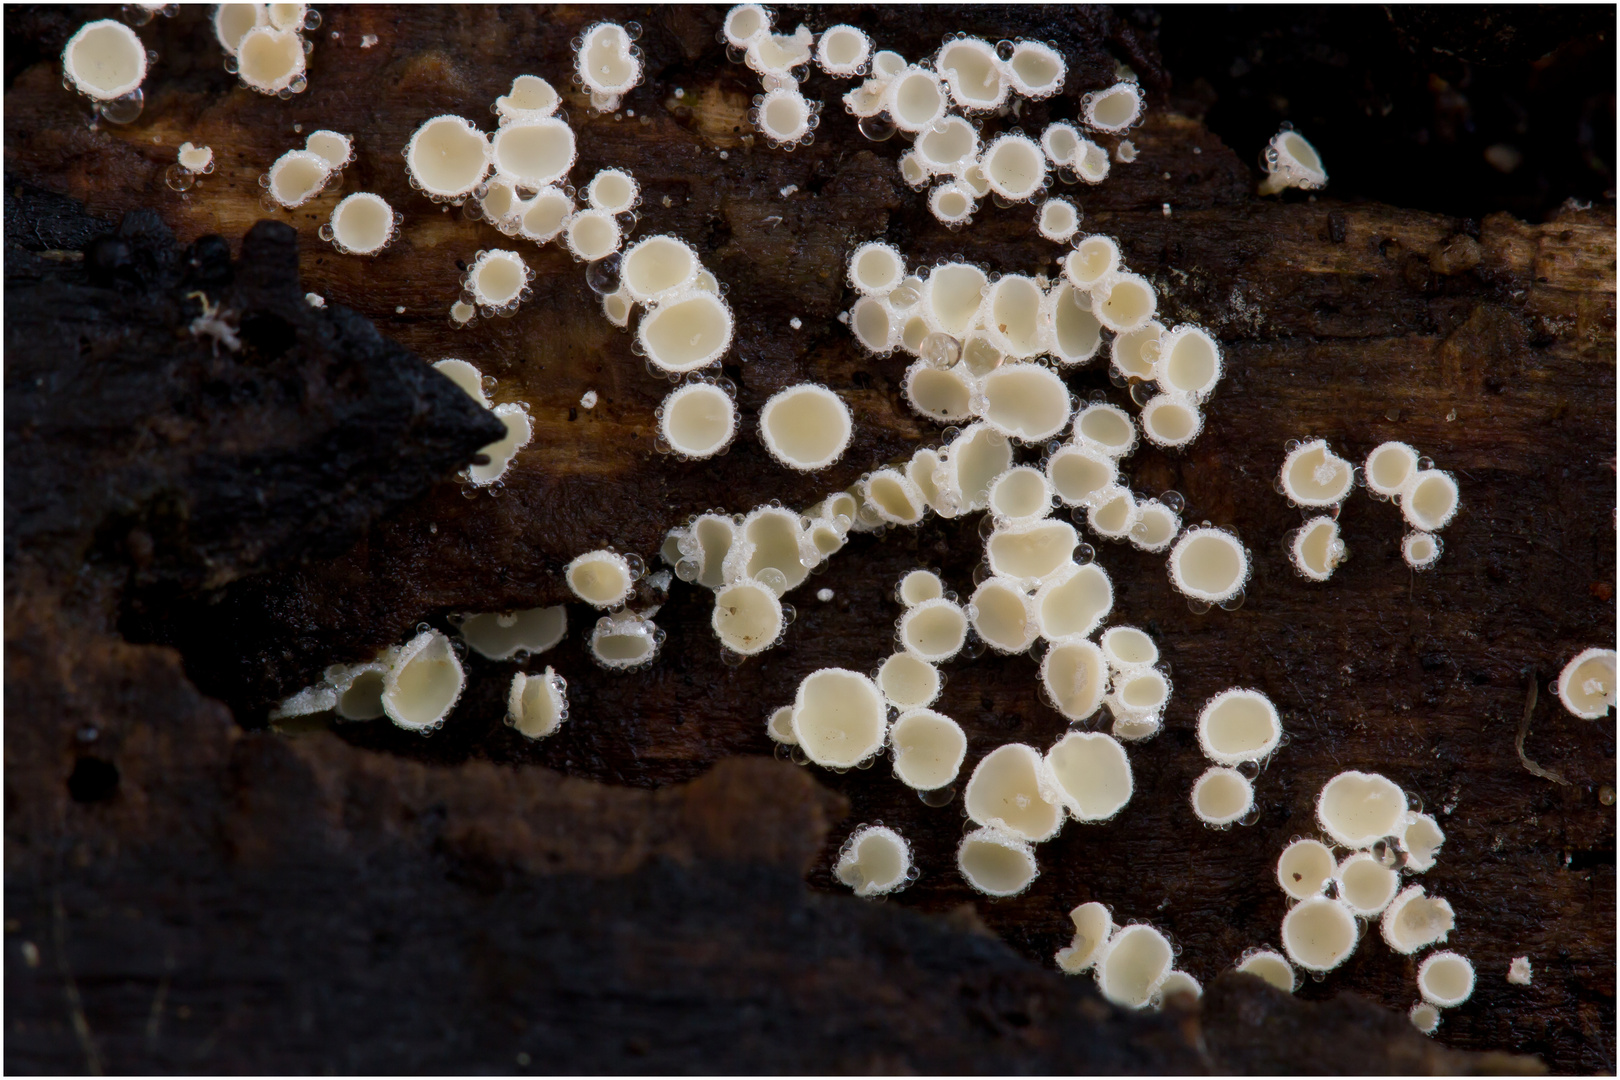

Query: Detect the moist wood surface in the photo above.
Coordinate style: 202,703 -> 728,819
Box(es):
4,4 -> 1613,1073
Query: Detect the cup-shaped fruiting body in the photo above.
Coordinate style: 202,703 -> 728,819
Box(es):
904,361 -> 975,423
766,705 -> 797,745
1168,527 -> 1250,605
466,250 -> 530,315
988,466 -> 1054,526
658,381 -> 737,460
1279,439 -> 1355,508
727,506 -> 815,594
1112,665 -> 1170,715
746,25 -> 813,80
850,296 -> 896,354
841,78 -> 888,119
958,826 -> 1039,897
1096,924 -> 1174,1009
434,357 -> 489,406
928,182 -> 977,226
1083,81 -> 1144,133
177,142 -> 214,174
1290,515 -> 1347,582
981,133 -> 1048,202
1335,851 -> 1400,916
1316,769 -> 1406,848
1158,971 -> 1202,1003
1127,499 -> 1181,554
1088,486 -> 1138,549
267,149 -> 332,209
969,576 -> 1038,655
1236,950 -> 1296,993
1111,320 -> 1164,382
1065,235 -> 1121,290
978,364 -> 1071,442
1258,127 -> 1327,195
679,513 -> 738,589
982,276 -> 1048,359
1041,639 -> 1108,722
1092,272 -> 1158,335
1364,441 -> 1419,498
898,569 -> 945,607
269,681 -> 339,721
1409,1003 -> 1441,1035
564,208 -> 623,263
1276,838 -> 1336,900
877,653 -> 942,711
897,149 -> 930,190
235,24 -> 305,94
496,74 -> 560,123
1139,394 -> 1203,451
1046,282 -> 1102,365
566,549 -> 635,609
304,129 -> 354,171
965,743 -> 1063,842
1154,325 -> 1223,401
640,290 -> 735,373
1073,402 -> 1138,459
898,598 -> 968,663
887,65 -> 947,133
507,667 -> 568,739
791,668 -> 887,768
917,116 -> 980,176
464,402 -> 530,486
1280,896 -> 1358,973
265,3 -> 305,31
460,606 -> 566,661
722,3 -> 770,48
576,22 -> 641,99
325,657 -> 393,720
1047,443 -> 1118,507
1190,765 -> 1252,826
847,241 -> 904,297
1056,902 -> 1115,974
214,4 -> 265,55
1100,626 -> 1158,673
758,384 -> 852,471
1400,470 -> 1460,532
622,235 -> 700,304
1398,812 -> 1446,872
755,85 -> 816,147
1557,647 -> 1616,720
936,36 -> 1006,111
518,186 -> 575,243
1197,688 -> 1282,766
836,825 -> 913,897
326,192 -> 397,256
1401,531 -> 1442,570
589,612 -> 662,670
712,578 -> 785,655
1381,885 -> 1455,955
815,24 -> 869,77
1507,956 -> 1533,986
861,468 -> 927,526
1005,39 -> 1065,99
1044,731 -> 1132,821
1417,952 -> 1475,1009
1035,563 -> 1112,643
939,423 -> 1013,513
986,521 -> 1078,585
585,168 -> 639,214
1041,122 -> 1081,168
382,630 -> 465,732
406,115 -> 492,200
922,262 -> 990,338
890,708 -> 968,791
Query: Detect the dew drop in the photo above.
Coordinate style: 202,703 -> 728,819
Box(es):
858,114 -> 897,141
921,784 -> 957,807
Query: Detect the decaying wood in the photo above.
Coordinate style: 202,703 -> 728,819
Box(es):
4,4 -> 1612,1074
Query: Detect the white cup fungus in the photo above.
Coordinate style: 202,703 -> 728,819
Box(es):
236,25 -> 305,94
1291,516 -> 1347,582
898,569 -> 945,607
1402,531 -> 1443,570
1397,811 -> 1446,872
266,149 -> 332,209
1074,139 -> 1112,183
1041,639 -> 1109,722
1073,402 -> 1137,458
842,79 -> 888,119
1113,666 -> 1170,715
1417,952 -> 1475,1009
1507,956 -> 1533,987
965,743 -> 1063,842
327,192 -> 397,256
640,291 -> 735,373
496,74 -> 560,123
1316,769 -> 1406,848
887,65 -> 947,133
922,262 -> 990,338
1065,235 -> 1120,289
304,129 -> 354,170
791,668 -> 887,768
836,825 -> 913,897
1276,838 -> 1335,900
816,24 -> 870,77
1044,731 -> 1133,822
986,520 -> 1079,584
1258,127 -> 1328,195
979,364 -> 1071,442
1279,438 -> 1355,508
898,598 -> 968,663
1409,1003 -> 1442,1035
1158,971 -> 1202,1003
466,402 -> 532,486
968,576 -> 1038,654
459,606 -> 566,661
1035,562 -> 1113,642
565,549 -> 635,609
1096,924 -> 1174,1009
270,683 -> 338,722
940,423 -> 1013,512
465,249 -> 530,313
1236,950 -> 1296,993
683,513 -> 738,589
382,630 -> 465,732
433,358 -> 489,407
1334,851 -> 1400,916
1138,394 -> 1203,450
214,4 -> 265,56
1041,122 -> 1082,167
958,826 -> 1039,897
917,115 -> 980,175
1168,527 -> 1249,605
330,658 -> 391,721
1111,320 -> 1164,382
1086,485 -> 1139,541
712,578 -> 785,655
1190,765 -> 1253,826
1100,626 -> 1158,672
1055,902 -> 1114,973
177,142 -> 215,175
1381,885 -> 1455,955
982,276 -> 1048,359
897,149 -> 930,189
266,3 -> 305,31
406,115 -> 492,200
1197,688 -> 1281,766
576,22 -> 641,99
1005,40 -> 1065,98
658,381 -> 737,459
1046,282 -> 1103,364
1401,470 -> 1461,532
861,468 -> 927,526
1128,499 -> 1182,553
589,612 -> 661,670
728,506 -> 814,594
847,241 -> 905,296
936,37 -> 1006,111
904,361 -> 975,423
746,26 -> 813,80
622,235 -> 700,304
586,168 -> 639,214
877,654 -> 942,711
987,466 -> 1054,525
1084,81 -> 1144,133
507,667 -> 568,739
757,384 -> 852,471
767,705 -> 797,745
565,208 -> 623,262
1092,272 -> 1158,334
981,133 -> 1048,201
1365,441 -> 1419,498
1556,647 -> 1616,720
928,182 -> 977,225
850,296 -> 896,353
756,85 -> 814,146
518,186 -> 575,243
890,708 -> 968,791
1155,326 -> 1223,400
1280,896 -> 1358,973
722,3 -> 770,48
1047,443 -> 1117,507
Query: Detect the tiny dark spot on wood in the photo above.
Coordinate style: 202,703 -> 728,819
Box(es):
568,407 -> 578,421
1327,212 -> 1347,244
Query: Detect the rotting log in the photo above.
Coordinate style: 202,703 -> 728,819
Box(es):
4,4 -> 1613,1074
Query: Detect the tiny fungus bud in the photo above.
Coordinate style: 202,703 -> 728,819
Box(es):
327,192 -> 397,256
658,380 -> 737,459
382,630 -> 466,732
766,705 -> 797,745
406,115 -> 492,200
981,133 -> 1048,201
1236,949 -> 1296,993
496,75 -> 560,123
957,826 -> 1039,897
1400,470 -> 1460,532
1046,443 -> 1118,507
1168,526 -> 1249,604
988,466 -> 1055,526
1056,901 -> 1114,974
936,37 -> 1006,111
176,142 -> 214,174
1556,647 -> 1616,720
576,22 -> 641,99
861,468 -> 927,526
1334,850 -> 1400,916
1091,271 -> 1157,334
1397,811 -> 1446,872
1083,80 -> 1143,132
965,743 -> 1064,842
722,4 -> 770,49
266,148 -> 332,209
1507,956 -> 1533,986
1044,731 -> 1133,821
1417,952 -> 1475,1009
639,290 -> 735,373
816,24 -> 870,77
1316,770 -> 1406,848
890,708 -> 968,790
589,612 -> 661,670
1364,441 -> 1419,498
1258,127 -> 1327,196
1096,924 -> 1174,1009
586,168 -> 639,214
1290,515 -> 1347,581
969,576 -> 1038,655
877,653 -> 943,711
712,578 -> 785,655
1072,402 -> 1138,458
1402,531 -> 1442,570
459,606 -> 566,661
622,235 -> 700,304
980,364 -> 1073,442
1279,438 -> 1354,508
986,520 -> 1078,584
304,129 -> 354,170
236,24 -> 305,94
1041,639 -> 1109,722
1381,885 -> 1455,955
898,597 -> 969,663
1190,765 -> 1253,826
887,65 -> 948,133
758,384 -> 853,471
1276,838 -> 1335,900
565,549 -> 635,609
507,667 -> 568,739
836,825 -> 913,897
792,667 -> 887,768
1280,896 -> 1358,973
1138,394 -> 1203,450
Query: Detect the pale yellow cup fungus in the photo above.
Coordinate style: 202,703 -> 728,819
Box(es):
214,4 -> 265,56
657,381 -> 737,460
860,468 -> 927,526
1280,896 -> 1358,973
791,667 -> 887,768
987,466 -> 1055,526
1055,902 -> 1114,974
1083,80 -> 1144,133
968,576 -> 1038,654
406,115 -> 492,200
928,181 -> 977,225
1507,956 -> 1533,987
835,825 -> 913,897
1417,952 -> 1475,1009
382,630 -> 465,732
935,36 -> 1006,111
1316,769 -> 1406,848
1167,527 -> 1249,605
1138,394 -> 1203,450
588,611 -> 662,671
1197,688 -> 1281,766
939,423 -> 1014,512
1092,271 -> 1158,334
847,241 -> 905,296
304,129 -> 354,170
1046,443 -> 1118,507
1044,731 -> 1133,821
1072,402 -> 1138,458
236,25 -> 305,94
1110,320 -> 1164,382
897,569 -> 946,607
622,235 -> 701,304
757,384 -> 852,471
1409,1003 -> 1441,1035
898,598 -> 969,663
965,743 -> 1063,842
712,578 -> 785,655
1258,127 -> 1327,196
1397,811 -> 1446,872
917,115 -> 980,175
1279,438 -> 1355,508
1401,531 -> 1442,570
177,142 -> 215,175
266,149 -> 332,209
1100,626 -> 1158,672
722,4 -> 770,49
1290,515 -> 1347,581
1155,325 -> 1223,400
979,364 -> 1072,442
327,192 -> 397,256
507,667 -> 568,739
1041,122 -> 1082,168
640,291 -> 735,373
565,549 -> 636,609
1334,851 -> 1400,916
876,654 -> 943,711
957,826 -> 1039,897
496,74 -> 560,124
986,520 -> 1079,585
1005,40 -> 1065,99
1035,562 -> 1113,642
1096,923 -> 1174,1009
1128,499 -> 1182,553
1236,949 -> 1296,993
1046,282 -> 1103,364
1364,441 -> 1419,498
904,361 -> 975,423
459,606 -> 566,661
981,133 -> 1048,201
1381,885 -> 1455,955
1557,647 -> 1616,720
518,186 -> 575,244
815,24 -> 870,77
586,168 -> 640,214
1041,639 -> 1109,722
887,65 -> 948,133
1276,838 -> 1335,900
890,708 -> 968,791
1190,765 -> 1252,826
1400,469 -> 1461,532
576,22 -> 642,104
755,85 -> 816,147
